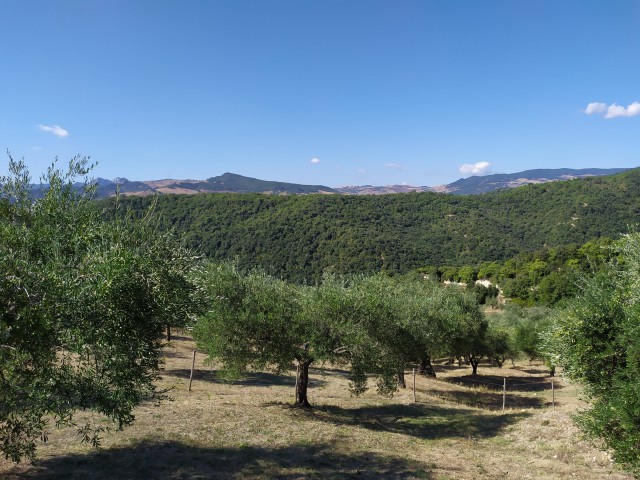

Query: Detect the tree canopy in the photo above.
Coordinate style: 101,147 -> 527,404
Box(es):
545,233 -> 640,474
0,155 -> 203,462
108,168 -> 640,283
194,266 -> 488,406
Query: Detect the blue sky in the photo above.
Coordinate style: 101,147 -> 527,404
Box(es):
1,0 -> 638,187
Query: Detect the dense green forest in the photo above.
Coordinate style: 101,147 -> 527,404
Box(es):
420,237 -> 616,306
108,168 -> 640,283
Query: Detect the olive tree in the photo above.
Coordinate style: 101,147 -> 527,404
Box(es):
441,288 -> 487,375
545,233 -> 640,475
0,155 -> 203,462
194,268 -> 416,407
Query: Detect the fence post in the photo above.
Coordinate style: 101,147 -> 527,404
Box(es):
413,368 -> 417,403
502,378 -> 506,412
551,380 -> 555,411
188,350 -> 196,392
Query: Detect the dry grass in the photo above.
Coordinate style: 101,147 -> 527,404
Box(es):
1,335 -> 633,479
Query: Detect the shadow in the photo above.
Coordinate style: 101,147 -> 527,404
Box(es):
434,364 -> 470,372
164,335 -> 192,342
512,367 -> 550,376
161,369 -> 327,388
442,375 -> 563,393
5,440 -> 439,479
308,403 -> 530,441
313,366 -> 352,377
428,388 -> 546,410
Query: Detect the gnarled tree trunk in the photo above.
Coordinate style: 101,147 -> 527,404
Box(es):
418,355 -> 437,378
397,369 -> 406,389
469,354 -> 480,375
294,360 -> 313,408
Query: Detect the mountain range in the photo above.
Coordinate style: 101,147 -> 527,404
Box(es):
85,167 -> 631,198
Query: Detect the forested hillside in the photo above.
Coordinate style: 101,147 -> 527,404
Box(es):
108,168 -> 640,283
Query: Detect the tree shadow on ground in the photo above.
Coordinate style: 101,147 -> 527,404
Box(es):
427,387 -> 547,410
431,375 -> 561,410
512,366 -> 550,375
4,440 -> 442,480
434,364 -> 470,372
306,403 -> 529,441
313,365 -> 352,377
165,335 -> 192,342
443,374 -> 563,393
162,369 -> 327,388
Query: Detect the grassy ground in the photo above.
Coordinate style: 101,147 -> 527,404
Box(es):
1,334 -> 633,479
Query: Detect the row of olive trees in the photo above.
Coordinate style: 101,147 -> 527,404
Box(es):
193,265 -> 492,407
0,156 -> 204,462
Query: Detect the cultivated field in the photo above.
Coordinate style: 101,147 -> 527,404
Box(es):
1,334 -> 633,479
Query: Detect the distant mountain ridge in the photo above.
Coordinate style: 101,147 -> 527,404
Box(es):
439,168 -> 632,194
64,167 -> 632,198
90,172 -> 337,197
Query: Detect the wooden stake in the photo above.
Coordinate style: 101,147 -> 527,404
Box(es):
502,378 -> 506,412
413,368 -> 417,403
188,350 -> 196,392
294,362 -> 299,402
551,380 -> 555,411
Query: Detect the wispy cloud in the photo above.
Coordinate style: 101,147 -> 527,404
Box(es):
584,101 -> 640,119
384,162 -> 405,170
356,168 -> 366,174
310,157 -> 320,164
459,161 -> 491,176
38,124 -> 69,138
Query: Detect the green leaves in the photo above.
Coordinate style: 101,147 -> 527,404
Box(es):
546,234 -> 640,474
194,268 -> 486,400
0,155 -> 202,461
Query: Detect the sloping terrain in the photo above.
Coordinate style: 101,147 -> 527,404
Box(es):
30,166 -> 630,198
90,172 -> 337,197
442,168 -> 631,194
1,335 -> 631,479
111,168 -> 640,283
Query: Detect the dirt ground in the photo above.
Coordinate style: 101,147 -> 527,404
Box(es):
1,334 -> 633,479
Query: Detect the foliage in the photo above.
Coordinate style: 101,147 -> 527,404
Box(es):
0,155 -> 203,462
106,169 -> 640,284
545,233 -> 640,475
194,266 -> 487,403
423,237 -> 616,306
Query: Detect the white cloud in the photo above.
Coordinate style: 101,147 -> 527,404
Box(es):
459,161 -> 491,176
584,101 -> 640,119
384,163 -> 404,170
310,157 -> 320,164
38,124 -> 69,138
584,102 -> 607,115
357,168 -> 366,174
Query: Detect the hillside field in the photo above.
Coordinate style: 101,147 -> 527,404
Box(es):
0,334 -> 632,480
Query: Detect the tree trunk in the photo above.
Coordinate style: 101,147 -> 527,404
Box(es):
294,360 -> 313,408
469,355 -> 480,375
418,356 -> 437,378
397,369 -> 406,389
493,355 -> 504,368
166,324 -> 171,342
